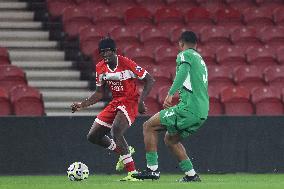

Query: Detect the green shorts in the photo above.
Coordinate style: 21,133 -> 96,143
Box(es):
160,105 -> 206,139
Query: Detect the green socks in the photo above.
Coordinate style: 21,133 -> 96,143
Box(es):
146,151 -> 158,165
179,159 -> 193,172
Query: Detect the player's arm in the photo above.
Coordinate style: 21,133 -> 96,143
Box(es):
139,73 -> 155,113
164,63 -> 190,109
71,85 -> 104,113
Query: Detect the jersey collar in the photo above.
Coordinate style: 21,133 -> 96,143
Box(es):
107,56 -> 119,72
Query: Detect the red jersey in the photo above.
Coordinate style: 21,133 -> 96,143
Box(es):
96,55 -> 147,99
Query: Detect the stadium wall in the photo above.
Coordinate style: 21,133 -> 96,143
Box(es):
0,116 -> 283,175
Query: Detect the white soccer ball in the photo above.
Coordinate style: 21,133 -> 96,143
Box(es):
67,162 -> 89,181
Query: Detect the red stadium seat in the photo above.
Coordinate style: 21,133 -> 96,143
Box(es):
208,66 -> 234,92
144,97 -> 162,115
136,0 -> 166,14
185,8 -> 214,27
158,86 -> 179,107
10,85 -> 45,116
140,27 -> 171,51
124,46 -> 155,65
93,7 -> 123,25
110,27 -> 140,52
0,65 -> 27,91
258,26 -> 284,48
77,0 -> 106,13
124,7 -> 153,25
276,47 -> 284,64
208,86 -> 223,115
200,26 -> 231,46
234,65 -> 265,91
246,47 -> 277,70
0,87 -> 12,115
230,27 -> 262,47
149,65 -> 174,81
264,66 -> 284,89
0,47 -> 10,65
154,46 -> 178,66
221,86 -> 254,115
197,45 -> 217,65
108,0 -> 137,12
62,7 -> 92,39
154,8 -> 184,27
165,0 -> 198,12
216,46 -> 246,68
47,0 -> 75,20
255,0 -> 283,8
79,25 -> 105,57
251,86 -> 283,115
224,0 -> 255,11
243,7 -> 274,27
273,7 -> 284,26
214,8 -> 242,26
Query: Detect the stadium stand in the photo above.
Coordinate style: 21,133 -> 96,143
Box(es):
1,0 -> 283,116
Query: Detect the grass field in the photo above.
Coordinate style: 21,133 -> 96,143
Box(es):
0,174 -> 283,189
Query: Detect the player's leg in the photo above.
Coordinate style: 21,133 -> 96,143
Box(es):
87,122 -> 111,148
132,112 -> 165,180
164,132 -> 201,182
111,111 -> 139,181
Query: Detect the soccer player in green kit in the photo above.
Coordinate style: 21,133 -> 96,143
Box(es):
132,31 -> 209,182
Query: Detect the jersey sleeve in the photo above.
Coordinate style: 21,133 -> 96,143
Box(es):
96,63 -> 105,86
125,58 -> 148,80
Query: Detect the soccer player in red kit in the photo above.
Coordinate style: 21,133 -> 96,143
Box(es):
71,37 -> 154,181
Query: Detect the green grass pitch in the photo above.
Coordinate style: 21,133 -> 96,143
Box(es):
0,174 -> 283,189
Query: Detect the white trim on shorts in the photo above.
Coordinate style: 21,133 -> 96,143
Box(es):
95,118 -> 112,128
117,105 -> 132,126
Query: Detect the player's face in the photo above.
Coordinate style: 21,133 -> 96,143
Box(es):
100,48 -> 116,63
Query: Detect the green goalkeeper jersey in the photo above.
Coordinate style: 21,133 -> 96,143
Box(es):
169,48 -> 209,118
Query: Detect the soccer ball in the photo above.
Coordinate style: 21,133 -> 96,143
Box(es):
67,162 -> 89,181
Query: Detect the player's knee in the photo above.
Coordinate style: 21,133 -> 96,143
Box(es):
143,120 -> 151,132
87,132 -> 99,144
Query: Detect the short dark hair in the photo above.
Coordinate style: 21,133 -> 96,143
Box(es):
98,37 -> 116,53
179,31 -> 197,44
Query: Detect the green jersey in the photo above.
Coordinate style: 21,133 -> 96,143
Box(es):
169,48 -> 209,118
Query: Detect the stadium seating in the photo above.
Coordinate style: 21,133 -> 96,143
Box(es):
264,66 -> 284,90
144,97 -> 161,115
154,46 -> 178,66
79,25 -> 105,57
0,65 -> 27,91
124,7 -> 153,25
251,87 -> 283,115
158,86 -> 179,107
140,27 -> 172,51
246,47 -> 277,70
276,47 -> 284,64
0,87 -> 12,116
216,46 -> 246,68
124,46 -> 155,65
214,8 -> 242,27
273,7 -> 284,26
208,66 -> 234,92
234,66 -> 265,91
154,8 -> 184,27
208,86 -> 223,115
185,8 -> 214,27
197,45 -> 217,65
10,85 -> 45,116
62,7 -> 92,39
200,26 -> 231,46
93,7 -> 124,25
0,47 -> 10,65
243,7 -> 274,27
221,87 -> 254,115
225,0 -> 255,11
258,26 -> 284,48
230,27 -> 262,48
47,0 -> 75,20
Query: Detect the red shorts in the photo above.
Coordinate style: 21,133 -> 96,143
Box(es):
95,97 -> 138,128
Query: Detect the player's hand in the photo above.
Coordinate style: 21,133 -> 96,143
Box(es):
71,102 -> 83,113
163,95 -> 173,109
138,101 -> 147,114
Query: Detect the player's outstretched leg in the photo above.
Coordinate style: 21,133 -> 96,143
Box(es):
164,132 -> 201,182
132,113 -> 164,180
